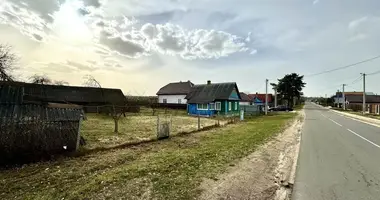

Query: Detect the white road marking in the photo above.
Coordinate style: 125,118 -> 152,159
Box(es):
347,129 -> 380,149
321,113 -> 326,118
329,119 -> 343,127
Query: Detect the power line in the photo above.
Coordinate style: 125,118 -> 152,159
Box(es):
305,54 -> 380,77
349,76 -> 363,85
367,69 -> 380,76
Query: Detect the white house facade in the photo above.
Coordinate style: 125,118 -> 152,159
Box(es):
158,94 -> 187,104
156,81 -> 194,104
239,101 -> 251,106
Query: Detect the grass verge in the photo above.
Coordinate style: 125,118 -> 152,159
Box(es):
0,113 -> 296,200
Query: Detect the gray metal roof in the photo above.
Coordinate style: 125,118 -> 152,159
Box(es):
0,81 -> 126,105
185,82 -> 241,104
156,81 -> 194,95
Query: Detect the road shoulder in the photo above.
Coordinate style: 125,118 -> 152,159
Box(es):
330,109 -> 380,127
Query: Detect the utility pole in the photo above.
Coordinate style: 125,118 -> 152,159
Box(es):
362,73 -> 366,114
342,84 -> 346,110
265,79 -> 268,115
274,86 -> 278,108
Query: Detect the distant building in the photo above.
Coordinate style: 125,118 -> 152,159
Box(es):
156,81 -> 194,104
333,91 -> 374,108
239,92 -> 252,105
345,95 -> 380,114
248,93 -> 273,107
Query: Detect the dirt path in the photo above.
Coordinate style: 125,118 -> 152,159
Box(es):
199,111 -> 305,200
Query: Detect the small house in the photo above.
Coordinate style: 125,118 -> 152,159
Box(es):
248,93 -> 273,107
156,81 -> 194,104
345,95 -> 380,114
239,92 -> 252,105
185,81 -> 241,117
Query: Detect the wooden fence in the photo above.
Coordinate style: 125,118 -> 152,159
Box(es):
0,104 -> 82,165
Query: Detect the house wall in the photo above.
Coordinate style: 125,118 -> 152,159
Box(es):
370,104 -> 380,114
347,103 -> 380,114
158,94 -> 187,104
187,103 -> 216,116
187,100 -> 240,117
239,102 -> 250,106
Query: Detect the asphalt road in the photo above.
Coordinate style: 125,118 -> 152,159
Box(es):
292,102 -> 380,200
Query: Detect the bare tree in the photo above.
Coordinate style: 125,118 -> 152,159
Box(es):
82,75 -> 124,133
0,44 -> 17,81
29,74 -> 52,85
53,80 -> 69,86
83,75 -> 101,88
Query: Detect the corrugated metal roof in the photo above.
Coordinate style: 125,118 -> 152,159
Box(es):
185,82 -> 241,104
0,81 -> 126,105
0,84 -> 23,104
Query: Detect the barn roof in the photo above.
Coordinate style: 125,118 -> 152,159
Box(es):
185,82 -> 241,104
0,84 -> 24,104
156,81 -> 194,95
0,81 -> 126,105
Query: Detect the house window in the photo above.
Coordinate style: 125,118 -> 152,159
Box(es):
235,102 -> 238,110
197,103 -> 208,110
215,102 -> 221,111
229,102 -> 232,111
163,99 -> 167,103
178,99 -> 181,104
210,103 -> 215,110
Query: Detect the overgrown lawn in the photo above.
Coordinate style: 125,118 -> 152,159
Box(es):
0,113 -> 296,200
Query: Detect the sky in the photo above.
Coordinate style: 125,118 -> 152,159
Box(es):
1,0 -> 380,96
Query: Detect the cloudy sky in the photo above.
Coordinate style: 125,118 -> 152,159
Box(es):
1,0 -> 380,96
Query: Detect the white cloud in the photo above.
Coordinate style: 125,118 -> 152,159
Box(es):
348,16 -> 368,30
0,1 -> 49,42
312,0 -> 320,5
96,21 -> 251,59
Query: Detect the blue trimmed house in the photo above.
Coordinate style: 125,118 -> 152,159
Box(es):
185,81 -> 241,117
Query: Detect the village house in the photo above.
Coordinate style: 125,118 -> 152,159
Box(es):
185,81 -> 241,117
248,93 -> 274,107
156,81 -> 194,104
345,95 -> 380,114
239,92 -> 252,105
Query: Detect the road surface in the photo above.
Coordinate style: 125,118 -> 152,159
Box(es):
292,103 -> 380,200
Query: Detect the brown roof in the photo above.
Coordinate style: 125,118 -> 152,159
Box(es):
239,92 -> 252,102
346,95 -> 380,103
156,81 -> 194,95
0,81 -> 126,105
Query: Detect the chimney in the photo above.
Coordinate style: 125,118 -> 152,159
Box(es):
207,80 -> 211,85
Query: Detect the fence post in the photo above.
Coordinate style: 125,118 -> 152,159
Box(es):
157,114 -> 160,137
76,115 -> 83,151
198,114 -> 200,130
170,114 -> 172,132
